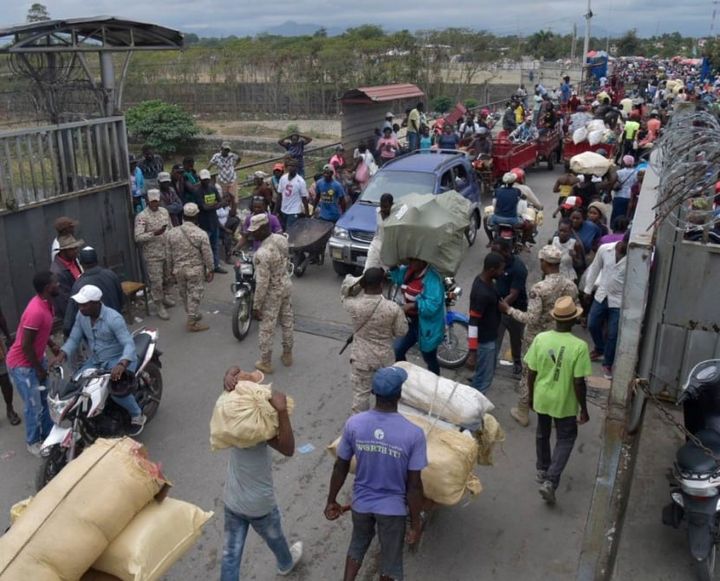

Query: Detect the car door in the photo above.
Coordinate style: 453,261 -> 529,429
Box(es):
451,162 -> 479,204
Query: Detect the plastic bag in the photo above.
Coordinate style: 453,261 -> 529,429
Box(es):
93,498 -> 213,581
586,119 -> 606,133
572,127 -> 588,144
0,438 -> 166,581
588,129 -> 604,146
210,380 -> 295,450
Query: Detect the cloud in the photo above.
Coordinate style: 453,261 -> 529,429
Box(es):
1,0 -> 714,37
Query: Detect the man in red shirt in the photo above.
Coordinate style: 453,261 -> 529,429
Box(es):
50,234 -> 84,323
6,271 -> 62,456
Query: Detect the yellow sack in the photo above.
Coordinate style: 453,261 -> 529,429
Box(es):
210,380 -> 295,450
0,438 -> 166,581
9,496 -> 32,525
326,414 -> 481,507
92,498 -> 213,581
475,413 -> 506,466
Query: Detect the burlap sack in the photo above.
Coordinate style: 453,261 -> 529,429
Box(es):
209,380 -> 295,450
92,498 -> 213,581
0,438 -> 166,581
326,413 -> 481,506
475,413 -> 506,466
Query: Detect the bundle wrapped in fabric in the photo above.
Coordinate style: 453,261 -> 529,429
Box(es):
326,412 -> 481,506
210,380 -> 295,450
569,151 -> 611,177
380,191 -> 470,276
0,438 -> 167,581
92,498 -> 213,581
393,361 -> 494,430
475,413 -> 506,466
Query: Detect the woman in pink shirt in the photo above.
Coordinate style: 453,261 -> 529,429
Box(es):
6,271 -> 62,456
377,127 -> 399,165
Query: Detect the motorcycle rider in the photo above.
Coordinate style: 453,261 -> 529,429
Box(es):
483,172 -> 524,246
51,284 -> 146,436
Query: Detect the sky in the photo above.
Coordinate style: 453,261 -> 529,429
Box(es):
1,0 -> 718,39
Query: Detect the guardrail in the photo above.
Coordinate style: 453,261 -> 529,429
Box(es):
0,116 -> 129,210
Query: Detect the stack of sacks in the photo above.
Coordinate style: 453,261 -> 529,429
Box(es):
572,118 -> 616,146
210,379 -> 295,450
3,439 -> 213,581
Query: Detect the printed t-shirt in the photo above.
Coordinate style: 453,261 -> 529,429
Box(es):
316,179 -> 346,222
524,330 -> 592,418
337,410 -> 428,516
278,174 -> 308,215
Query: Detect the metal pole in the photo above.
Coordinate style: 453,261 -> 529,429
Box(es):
582,0 -> 592,88
100,52 -> 116,117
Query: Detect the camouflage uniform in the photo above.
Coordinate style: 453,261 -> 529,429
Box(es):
254,233 -> 293,363
507,272 -> 578,417
134,206 -> 173,306
166,222 -> 214,322
342,290 -> 408,413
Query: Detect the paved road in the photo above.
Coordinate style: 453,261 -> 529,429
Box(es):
0,165 -> 608,580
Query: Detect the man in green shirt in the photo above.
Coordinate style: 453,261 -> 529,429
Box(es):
525,295 -> 591,505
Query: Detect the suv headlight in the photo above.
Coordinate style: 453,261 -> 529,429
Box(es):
333,226 -> 349,239
48,393 -> 75,428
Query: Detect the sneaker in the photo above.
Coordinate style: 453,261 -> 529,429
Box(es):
214,266 -> 228,274
278,541 -> 303,576
590,350 -> 603,362
539,481 -> 556,505
602,366 -> 613,380
156,305 -> 170,321
128,414 -> 147,437
535,470 -> 548,484
26,442 -> 43,458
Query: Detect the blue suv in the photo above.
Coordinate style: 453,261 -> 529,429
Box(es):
328,151 -> 481,275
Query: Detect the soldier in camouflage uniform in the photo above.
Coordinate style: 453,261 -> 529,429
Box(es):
341,267 -> 408,413
500,245 -> 578,427
134,189 -> 174,320
166,203 -> 214,332
247,214 -> 293,374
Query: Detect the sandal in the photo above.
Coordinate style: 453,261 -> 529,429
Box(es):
7,409 -> 21,426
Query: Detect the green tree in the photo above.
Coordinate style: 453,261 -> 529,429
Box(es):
431,95 -> 452,114
617,29 -> 641,57
26,3 -> 50,22
464,98 -> 479,109
126,100 -> 199,154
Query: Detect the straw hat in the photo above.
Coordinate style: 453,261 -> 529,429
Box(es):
550,296 -> 583,321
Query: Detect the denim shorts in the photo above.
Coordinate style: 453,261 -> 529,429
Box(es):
348,511 -> 406,580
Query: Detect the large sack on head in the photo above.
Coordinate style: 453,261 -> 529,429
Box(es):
210,380 -> 295,450
326,413 -> 482,506
394,361 -> 494,429
93,498 -> 213,581
0,438 -> 166,581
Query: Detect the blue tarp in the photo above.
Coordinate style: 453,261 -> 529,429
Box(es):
587,51 -> 609,81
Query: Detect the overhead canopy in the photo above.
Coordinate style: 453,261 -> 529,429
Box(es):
340,83 -> 425,105
0,16 -> 183,53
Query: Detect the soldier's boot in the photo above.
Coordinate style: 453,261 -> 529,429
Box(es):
281,350 -> 293,367
156,305 -> 170,321
187,317 -> 209,333
163,296 -> 176,308
510,403 -> 530,427
255,355 -> 274,375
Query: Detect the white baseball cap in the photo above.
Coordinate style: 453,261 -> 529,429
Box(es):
71,284 -> 103,304
199,169 -> 211,180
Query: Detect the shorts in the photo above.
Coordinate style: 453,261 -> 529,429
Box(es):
348,510 -> 406,580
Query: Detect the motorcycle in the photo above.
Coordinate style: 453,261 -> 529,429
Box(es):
662,360 -> 720,581
388,277 -> 470,369
37,327 -> 163,490
492,221 -> 524,254
231,251 -> 255,341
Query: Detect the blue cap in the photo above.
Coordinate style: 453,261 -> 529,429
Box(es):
372,367 -> 408,399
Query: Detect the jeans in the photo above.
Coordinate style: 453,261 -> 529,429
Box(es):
348,511 -> 406,580
536,414 -> 578,488
208,226 -> 220,269
407,132 -> 419,151
588,298 -> 620,368
472,340 -> 497,393
282,213 -> 301,231
80,357 -> 142,419
8,366 -> 52,445
220,505 -> 293,581
496,314 -> 524,364
488,214 -> 522,227
611,196 -> 630,227
394,318 -> 440,375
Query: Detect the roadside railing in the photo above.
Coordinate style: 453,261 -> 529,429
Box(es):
0,116 -> 129,211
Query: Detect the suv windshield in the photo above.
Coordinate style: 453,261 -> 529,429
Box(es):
360,171 -> 436,204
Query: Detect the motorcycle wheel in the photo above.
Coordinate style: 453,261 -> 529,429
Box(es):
438,320 -> 470,369
231,293 -> 253,342
137,361 -> 163,421
695,544 -> 717,581
35,445 -> 69,491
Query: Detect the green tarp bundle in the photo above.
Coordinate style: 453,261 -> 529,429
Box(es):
381,191 -> 470,276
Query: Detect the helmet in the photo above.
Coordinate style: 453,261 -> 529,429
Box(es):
510,167 -> 526,183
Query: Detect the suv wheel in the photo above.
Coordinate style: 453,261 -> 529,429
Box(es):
466,211 -> 480,246
332,261 -> 353,276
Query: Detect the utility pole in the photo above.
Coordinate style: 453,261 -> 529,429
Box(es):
582,0 -> 593,89
571,23 -> 577,62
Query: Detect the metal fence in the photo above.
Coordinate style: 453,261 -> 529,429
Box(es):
0,116 -> 129,210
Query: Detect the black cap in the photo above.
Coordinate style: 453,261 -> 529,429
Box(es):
78,246 -> 98,266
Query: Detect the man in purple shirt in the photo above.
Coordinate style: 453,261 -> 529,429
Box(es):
325,367 -> 427,581
233,196 -> 283,252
